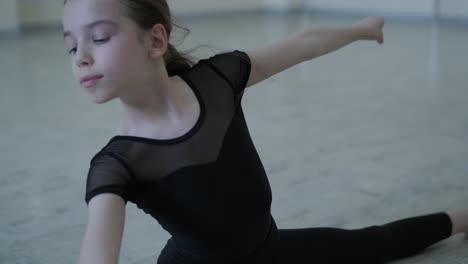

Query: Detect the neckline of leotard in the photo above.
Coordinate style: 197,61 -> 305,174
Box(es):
108,71 -> 206,145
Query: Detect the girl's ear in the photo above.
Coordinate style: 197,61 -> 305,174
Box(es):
148,24 -> 168,59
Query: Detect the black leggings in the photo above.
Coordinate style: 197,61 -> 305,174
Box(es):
272,212 -> 453,263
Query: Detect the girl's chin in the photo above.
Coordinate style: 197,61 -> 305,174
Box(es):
90,93 -> 117,105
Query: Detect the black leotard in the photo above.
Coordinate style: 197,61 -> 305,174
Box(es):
85,50 -> 277,263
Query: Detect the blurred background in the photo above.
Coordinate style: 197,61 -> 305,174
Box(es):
1,0 -> 468,263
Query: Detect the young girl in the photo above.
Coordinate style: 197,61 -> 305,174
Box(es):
62,0 -> 468,263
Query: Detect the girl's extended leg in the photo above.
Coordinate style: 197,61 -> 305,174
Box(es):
273,212 -> 455,264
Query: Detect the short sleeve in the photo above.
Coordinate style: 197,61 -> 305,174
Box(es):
85,152 -> 132,205
205,50 -> 252,97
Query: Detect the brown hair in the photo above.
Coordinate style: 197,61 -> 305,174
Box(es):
118,0 -> 197,76
65,0 -> 197,76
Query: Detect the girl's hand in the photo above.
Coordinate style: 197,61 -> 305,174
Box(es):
353,16 -> 385,44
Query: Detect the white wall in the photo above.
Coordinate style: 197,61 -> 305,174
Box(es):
15,0 -> 301,28
4,0 -> 468,32
0,0 -> 18,32
16,0 -> 270,28
169,0 -> 264,14
306,0 -> 435,16
307,0 -> 468,19
440,0 -> 468,18
18,0 -> 64,28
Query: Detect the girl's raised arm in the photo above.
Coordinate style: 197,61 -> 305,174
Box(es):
245,16 -> 385,88
78,194 -> 126,264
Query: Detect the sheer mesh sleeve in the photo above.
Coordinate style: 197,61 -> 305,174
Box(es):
205,50 -> 252,97
85,152 -> 133,205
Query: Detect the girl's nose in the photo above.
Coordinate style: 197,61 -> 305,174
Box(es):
75,47 -> 94,68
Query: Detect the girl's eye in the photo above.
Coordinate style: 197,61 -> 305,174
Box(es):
94,37 -> 110,43
66,37 -> 110,55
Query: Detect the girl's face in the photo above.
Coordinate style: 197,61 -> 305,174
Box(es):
63,0 -> 149,104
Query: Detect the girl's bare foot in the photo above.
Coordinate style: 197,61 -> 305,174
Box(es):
447,209 -> 468,235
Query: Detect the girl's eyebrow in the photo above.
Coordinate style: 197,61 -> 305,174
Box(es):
63,19 -> 118,38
